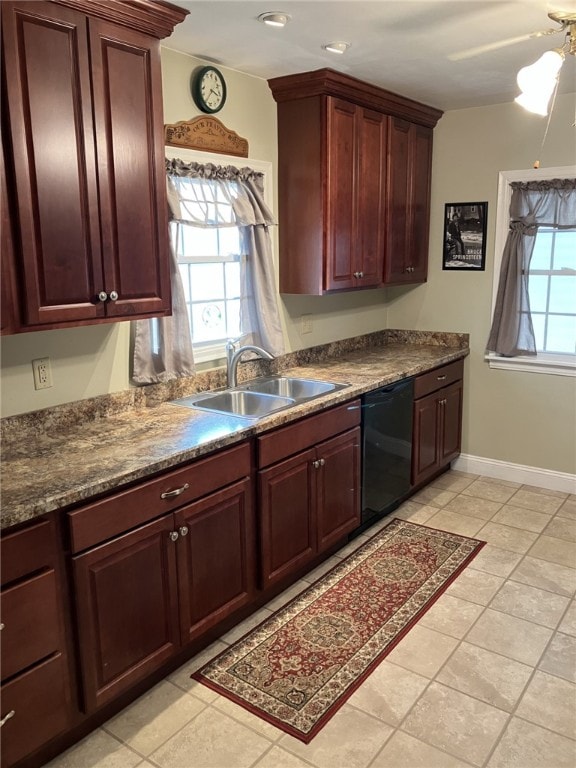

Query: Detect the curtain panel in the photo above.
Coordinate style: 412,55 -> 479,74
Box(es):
486,178 -> 576,357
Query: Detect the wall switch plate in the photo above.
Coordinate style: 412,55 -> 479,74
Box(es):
32,357 -> 53,390
300,315 -> 313,334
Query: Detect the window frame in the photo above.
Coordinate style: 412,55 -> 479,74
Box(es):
486,165 -> 576,377
164,146 -> 275,364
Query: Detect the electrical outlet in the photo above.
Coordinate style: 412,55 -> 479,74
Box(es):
32,357 -> 53,390
300,315 -> 313,334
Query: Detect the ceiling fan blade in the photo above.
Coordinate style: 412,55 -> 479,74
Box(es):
448,28 -> 560,61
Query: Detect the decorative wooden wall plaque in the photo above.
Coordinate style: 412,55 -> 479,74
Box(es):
164,116 -> 249,158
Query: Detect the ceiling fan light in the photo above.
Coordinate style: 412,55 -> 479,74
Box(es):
515,49 -> 565,115
323,41 -> 350,54
257,12 -> 290,28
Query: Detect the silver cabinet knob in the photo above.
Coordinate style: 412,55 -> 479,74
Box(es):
98,291 -> 108,302
0,710 -> 15,728
319,458 -> 325,466
168,531 -> 179,542
179,525 -> 189,537
109,290 -> 118,301
0,623 -> 4,631
312,460 -> 320,469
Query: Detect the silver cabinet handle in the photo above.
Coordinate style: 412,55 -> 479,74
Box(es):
168,531 -> 179,542
109,290 -> 118,301
161,483 -> 189,500
312,460 -> 320,469
353,271 -> 365,278
0,711 -> 15,728
319,458 -> 325,466
0,623 -> 4,631
179,525 -> 189,537
98,291 -> 108,302
437,374 -> 447,381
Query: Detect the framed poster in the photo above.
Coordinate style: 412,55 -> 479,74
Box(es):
442,202 -> 488,270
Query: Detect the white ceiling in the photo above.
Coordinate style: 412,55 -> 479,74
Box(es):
164,0 -> 576,112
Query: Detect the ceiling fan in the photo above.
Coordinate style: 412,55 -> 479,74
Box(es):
449,10 -> 576,61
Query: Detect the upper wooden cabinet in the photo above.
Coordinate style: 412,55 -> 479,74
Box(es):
384,118 -> 434,284
268,68 -> 442,295
1,0 -> 187,332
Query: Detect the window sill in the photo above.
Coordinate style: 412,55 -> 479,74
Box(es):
193,342 -> 227,366
485,353 -> 576,377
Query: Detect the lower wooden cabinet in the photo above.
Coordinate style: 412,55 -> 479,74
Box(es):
176,478 -> 255,644
70,444 -> 254,712
0,518 -> 72,768
412,360 -> 464,486
72,514 -> 181,711
258,401 -> 361,589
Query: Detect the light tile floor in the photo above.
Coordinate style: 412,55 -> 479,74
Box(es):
44,472 -> 576,768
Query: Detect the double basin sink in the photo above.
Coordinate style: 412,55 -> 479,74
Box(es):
170,376 -> 349,420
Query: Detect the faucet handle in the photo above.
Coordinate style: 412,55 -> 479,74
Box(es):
225,336 -> 242,351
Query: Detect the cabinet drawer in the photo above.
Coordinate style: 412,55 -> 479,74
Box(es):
413,360 -> 463,399
1,570 -> 60,682
1,519 -> 54,587
257,399 -> 361,468
68,442 -> 251,553
0,653 -> 69,768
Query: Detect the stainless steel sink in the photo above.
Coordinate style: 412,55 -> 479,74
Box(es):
170,376 -> 349,420
171,389 -> 295,419
240,376 -> 347,400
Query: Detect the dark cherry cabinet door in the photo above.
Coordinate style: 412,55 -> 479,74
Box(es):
2,2 -> 105,326
385,117 -> 411,284
356,109 -> 386,288
412,390 -> 440,486
439,379 -> 463,465
316,428 -> 361,553
259,449 -> 317,589
176,479 -> 256,644
89,19 -> 170,318
384,118 -> 433,285
409,124 -> 433,282
325,100 -> 386,291
1,145 -> 19,334
72,515 -> 180,712
325,98 -> 357,291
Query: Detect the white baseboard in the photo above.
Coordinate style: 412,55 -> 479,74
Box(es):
452,454 -> 576,495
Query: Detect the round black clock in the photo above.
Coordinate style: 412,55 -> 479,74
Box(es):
192,66 -> 227,114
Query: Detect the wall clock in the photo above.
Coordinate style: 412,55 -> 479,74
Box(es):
192,66 -> 227,114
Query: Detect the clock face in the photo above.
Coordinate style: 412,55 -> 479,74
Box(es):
194,67 -> 227,113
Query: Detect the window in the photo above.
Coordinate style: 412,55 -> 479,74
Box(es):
171,220 -> 242,356
528,227 -> 576,355
487,166 -> 576,376
162,148 -> 279,364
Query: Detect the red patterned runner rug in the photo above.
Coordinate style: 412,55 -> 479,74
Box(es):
193,518 -> 485,743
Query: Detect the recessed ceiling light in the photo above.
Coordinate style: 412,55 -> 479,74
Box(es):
258,12 -> 290,28
323,41 -> 350,54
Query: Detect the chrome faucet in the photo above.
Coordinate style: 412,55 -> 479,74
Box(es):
225,340 -> 274,388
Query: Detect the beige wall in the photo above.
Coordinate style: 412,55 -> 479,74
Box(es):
386,92 -> 576,474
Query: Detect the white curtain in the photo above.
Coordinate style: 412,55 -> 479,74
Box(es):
132,179 -> 195,384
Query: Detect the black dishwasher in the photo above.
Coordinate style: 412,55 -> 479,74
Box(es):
355,378 -> 414,535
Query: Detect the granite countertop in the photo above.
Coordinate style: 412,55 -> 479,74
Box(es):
1,332 -> 469,529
